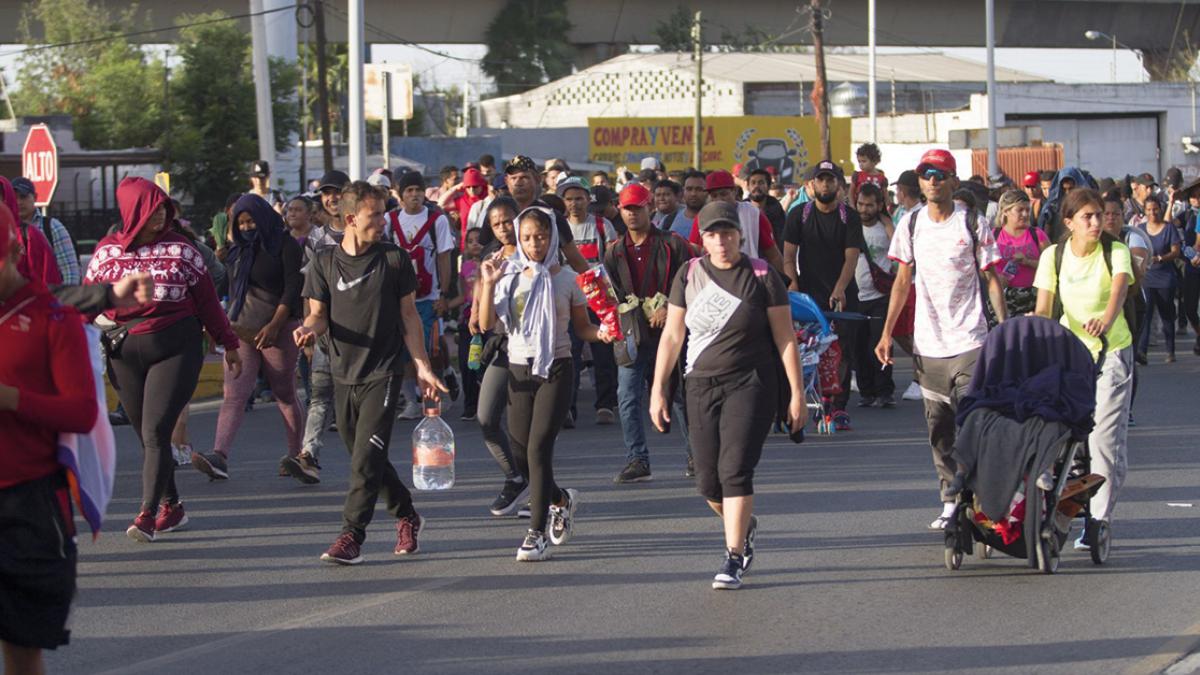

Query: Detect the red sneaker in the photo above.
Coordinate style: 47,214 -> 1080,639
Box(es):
394,512 -> 424,555
126,511 -> 156,543
320,533 -> 363,565
154,501 -> 189,533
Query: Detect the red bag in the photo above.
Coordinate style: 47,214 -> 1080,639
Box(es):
818,341 -> 843,396
389,209 -> 440,297
575,265 -> 624,341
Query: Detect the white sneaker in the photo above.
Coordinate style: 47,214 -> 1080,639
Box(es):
397,400 -> 422,420
902,381 -> 923,401
516,530 -> 551,561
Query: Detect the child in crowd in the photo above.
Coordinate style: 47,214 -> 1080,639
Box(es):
449,228 -> 484,420
850,142 -> 890,210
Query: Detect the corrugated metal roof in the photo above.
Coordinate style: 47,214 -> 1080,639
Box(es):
589,51 -> 1047,84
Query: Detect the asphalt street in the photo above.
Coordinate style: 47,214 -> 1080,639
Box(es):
45,355 -> 1200,674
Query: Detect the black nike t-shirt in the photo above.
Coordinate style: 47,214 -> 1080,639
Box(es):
304,242 -> 417,385
668,256 -> 790,378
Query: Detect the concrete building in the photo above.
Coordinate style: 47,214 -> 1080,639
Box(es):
479,51 -> 1045,129
858,82 -> 1200,183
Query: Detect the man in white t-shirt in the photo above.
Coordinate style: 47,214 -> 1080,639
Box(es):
853,182 -> 897,408
875,149 -> 1007,530
559,176 -> 619,424
389,171 -> 456,419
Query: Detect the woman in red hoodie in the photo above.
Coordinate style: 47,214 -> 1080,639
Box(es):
0,176 -> 61,285
85,177 -> 241,542
0,204 -> 95,671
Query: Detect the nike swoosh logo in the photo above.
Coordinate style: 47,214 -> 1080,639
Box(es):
336,269 -> 374,291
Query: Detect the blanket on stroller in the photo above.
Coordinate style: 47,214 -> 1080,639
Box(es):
954,408 -> 1074,561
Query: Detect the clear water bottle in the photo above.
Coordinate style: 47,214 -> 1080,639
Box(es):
412,403 -> 455,490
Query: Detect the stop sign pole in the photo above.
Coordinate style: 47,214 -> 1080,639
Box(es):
22,123 -> 59,208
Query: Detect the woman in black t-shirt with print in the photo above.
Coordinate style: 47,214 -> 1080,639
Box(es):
650,200 -> 805,591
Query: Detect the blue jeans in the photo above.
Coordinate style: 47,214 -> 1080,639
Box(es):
617,336 -> 691,463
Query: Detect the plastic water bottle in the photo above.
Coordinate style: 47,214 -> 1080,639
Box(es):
412,403 -> 455,490
467,334 -> 483,371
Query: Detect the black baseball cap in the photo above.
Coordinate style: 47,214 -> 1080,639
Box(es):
892,170 -> 919,191
1134,172 -> 1157,188
317,170 -> 351,191
589,185 -> 615,212
698,201 -> 741,232
250,160 -> 271,177
504,155 -> 537,175
10,176 -> 35,196
809,160 -> 845,182
1164,167 -> 1183,189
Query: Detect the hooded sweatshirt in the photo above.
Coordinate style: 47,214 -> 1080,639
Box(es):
226,194 -> 301,323
455,168 -> 489,247
0,204 -> 98,489
0,176 -> 62,285
84,177 -> 238,350
1036,167 -> 1095,243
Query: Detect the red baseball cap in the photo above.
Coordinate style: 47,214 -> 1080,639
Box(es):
916,149 -> 957,175
619,182 -> 651,208
462,167 -> 487,188
1022,170 -> 1040,188
705,170 -> 737,191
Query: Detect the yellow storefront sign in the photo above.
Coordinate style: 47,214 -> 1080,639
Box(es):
588,116 -> 851,184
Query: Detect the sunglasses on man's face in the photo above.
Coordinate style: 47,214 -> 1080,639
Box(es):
922,169 -> 950,182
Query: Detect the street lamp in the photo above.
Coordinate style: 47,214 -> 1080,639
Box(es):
1085,30 -> 1141,83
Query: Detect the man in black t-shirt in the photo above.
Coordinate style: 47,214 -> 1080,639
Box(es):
782,160 -> 866,428
295,181 -> 447,566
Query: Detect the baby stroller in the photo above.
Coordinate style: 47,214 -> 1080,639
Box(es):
942,316 -> 1111,574
789,292 -> 867,434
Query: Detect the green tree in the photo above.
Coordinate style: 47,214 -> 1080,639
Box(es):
165,13 -> 301,214
654,5 -> 694,53
482,0 -> 574,95
15,0 -> 166,149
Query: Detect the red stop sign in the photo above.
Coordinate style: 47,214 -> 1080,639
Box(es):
22,124 -> 59,208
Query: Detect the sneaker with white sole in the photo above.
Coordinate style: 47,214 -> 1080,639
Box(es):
517,502 -> 532,519
281,453 -> 322,485
516,529 -> 551,561
321,533 -> 363,565
548,488 -> 579,545
397,400 -> 423,420
712,550 -> 746,590
191,451 -> 229,480
902,381 -> 923,401
490,479 -> 531,517
596,408 -> 615,425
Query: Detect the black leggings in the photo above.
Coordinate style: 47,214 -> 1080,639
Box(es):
686,365 -> 777,503
507,358 -> 574,532
1139,286 -> 1177,355
109,317 -> 204,513
478,353 -> 519,480
1182,272 -> 1200,334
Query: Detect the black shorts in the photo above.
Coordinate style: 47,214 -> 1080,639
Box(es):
0,473 -> 77,650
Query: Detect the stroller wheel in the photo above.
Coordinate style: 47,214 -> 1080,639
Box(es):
1087,520 -> 1111,565
975,544 -> 993,560
944,546 -> 963,571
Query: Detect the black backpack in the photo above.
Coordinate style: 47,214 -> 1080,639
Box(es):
1051,232 -> 1139,340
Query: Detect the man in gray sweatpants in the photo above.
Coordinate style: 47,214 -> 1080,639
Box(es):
873,150 -> 1006,530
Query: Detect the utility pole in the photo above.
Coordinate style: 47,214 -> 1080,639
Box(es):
314,0 -> 333,173
692,11 -> 703,170
985,0 -> 998,178
868,0 -> 877,143
810,0 -> 831,160
250,0 -> 276,169
348,0 -> 365,179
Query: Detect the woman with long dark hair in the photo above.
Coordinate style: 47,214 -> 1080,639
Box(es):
85,177 -> 241,542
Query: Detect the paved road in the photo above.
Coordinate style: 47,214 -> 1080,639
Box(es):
46,357 -> 1200,674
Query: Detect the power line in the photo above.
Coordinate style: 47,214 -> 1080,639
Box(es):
0,4 -> 295,59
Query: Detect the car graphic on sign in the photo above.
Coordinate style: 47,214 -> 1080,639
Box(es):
744,138 -> 798,184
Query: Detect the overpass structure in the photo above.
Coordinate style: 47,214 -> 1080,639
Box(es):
3,0 -> 1198,72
